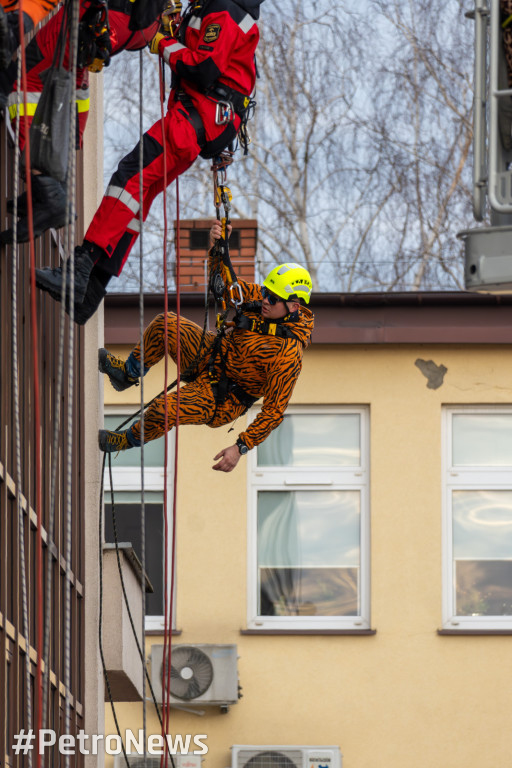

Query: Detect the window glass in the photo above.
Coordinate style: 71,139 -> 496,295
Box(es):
257,413 -> 361,467
103,414 -> 165,467
104,494 -> 165,616
452,413 -> 512,466
257,490 -> 360,616
452,489 -> 512,616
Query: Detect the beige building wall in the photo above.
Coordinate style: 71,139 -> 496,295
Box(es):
83,73 -> 106,768
101,335 -> 512,768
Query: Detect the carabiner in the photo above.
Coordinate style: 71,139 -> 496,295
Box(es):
215,101 -> 234,125
228,282 -> 244,308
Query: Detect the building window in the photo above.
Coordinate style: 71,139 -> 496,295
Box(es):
247,406 -> 371,630
442,407 -> 512,630
103,409 -> 175,632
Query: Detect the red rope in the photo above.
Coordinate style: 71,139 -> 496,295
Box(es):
167,174 -> 180,731
18,5 -> 43,765
157,56 -> 180,768
159,55 -> 170,766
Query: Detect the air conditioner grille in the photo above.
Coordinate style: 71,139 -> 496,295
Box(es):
239,751 -> 302,768
115,754 -> 202,768
169,646 -> 214,700
150,643 -> 238,706
125,759 -> 161,768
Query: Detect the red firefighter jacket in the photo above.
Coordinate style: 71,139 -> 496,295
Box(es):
158,0 -> 262,149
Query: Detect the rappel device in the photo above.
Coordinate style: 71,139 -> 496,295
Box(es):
77,0 -> 112,71
209,150 -> 243,319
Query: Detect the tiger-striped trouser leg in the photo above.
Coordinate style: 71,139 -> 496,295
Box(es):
129,370 -> 249,444
127,312 -> 248,444
84,101 -> 201,277
126,312 -> 215,379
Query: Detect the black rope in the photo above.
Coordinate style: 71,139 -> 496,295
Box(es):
99,454 -> 132,768
98,455 -> 177,766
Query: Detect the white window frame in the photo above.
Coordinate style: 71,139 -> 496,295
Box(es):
246,404 -> 371,631
103,405 -> 176,632
442,405 -> 512,631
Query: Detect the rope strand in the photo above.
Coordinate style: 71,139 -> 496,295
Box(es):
63,2 -> 80,763
12,44 -> 33,768
18,2 -> 44,761
138,46 -> 148,768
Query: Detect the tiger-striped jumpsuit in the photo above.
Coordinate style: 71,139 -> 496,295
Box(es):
125,283 -> 314,451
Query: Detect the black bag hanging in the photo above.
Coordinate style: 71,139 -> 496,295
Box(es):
29,3 -> 73,182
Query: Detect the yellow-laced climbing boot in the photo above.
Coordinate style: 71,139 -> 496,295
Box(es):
98,429 -> 131,453
98,348 -> 139,392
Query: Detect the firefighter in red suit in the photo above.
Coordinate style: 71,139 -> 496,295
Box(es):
35,0 -> 264,325
0,0 -> 160,244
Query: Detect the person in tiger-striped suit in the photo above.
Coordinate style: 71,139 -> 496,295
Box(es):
98,221 -> 314,472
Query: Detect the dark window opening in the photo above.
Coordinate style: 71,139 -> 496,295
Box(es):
104,503 -> 164,616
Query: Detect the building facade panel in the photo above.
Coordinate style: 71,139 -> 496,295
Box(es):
102,291 -> 512,768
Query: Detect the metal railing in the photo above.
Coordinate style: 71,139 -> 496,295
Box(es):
0,113 -> 85,768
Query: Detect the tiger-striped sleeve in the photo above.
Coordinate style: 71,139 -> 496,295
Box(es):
237,346 -> 302,450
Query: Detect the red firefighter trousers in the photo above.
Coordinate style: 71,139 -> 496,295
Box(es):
86,99 -> 201,277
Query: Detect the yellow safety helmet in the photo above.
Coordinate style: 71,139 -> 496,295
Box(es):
263,263 -> 313,305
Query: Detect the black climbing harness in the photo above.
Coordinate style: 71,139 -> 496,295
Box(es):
172,0 -> 256,157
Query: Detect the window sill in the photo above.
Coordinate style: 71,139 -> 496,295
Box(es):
240,628 -> 376,636
145,628 -> 182,636
438,628 -> 512,635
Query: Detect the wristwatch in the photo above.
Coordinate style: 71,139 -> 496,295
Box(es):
236,438 -> 249,455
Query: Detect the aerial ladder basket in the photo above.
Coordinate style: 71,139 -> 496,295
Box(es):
459,0 -> 512,292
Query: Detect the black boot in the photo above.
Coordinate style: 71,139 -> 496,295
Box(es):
73,274 -> 107,325
41,275 -> 107,325
35,243 -> 96,305
98,348 -> 139,391
7,191 -> 28,218
0,174 -> 69,244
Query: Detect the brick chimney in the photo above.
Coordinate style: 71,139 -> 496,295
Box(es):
175,218 -> 257,293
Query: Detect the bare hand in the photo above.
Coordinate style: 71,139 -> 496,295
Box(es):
212,444 -> 240,472
209,219 -> 233,248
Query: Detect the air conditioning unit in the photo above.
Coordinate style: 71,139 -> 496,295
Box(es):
151,644 -> 239,707
231,746 -> 342,768
114,755 -> 202,768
